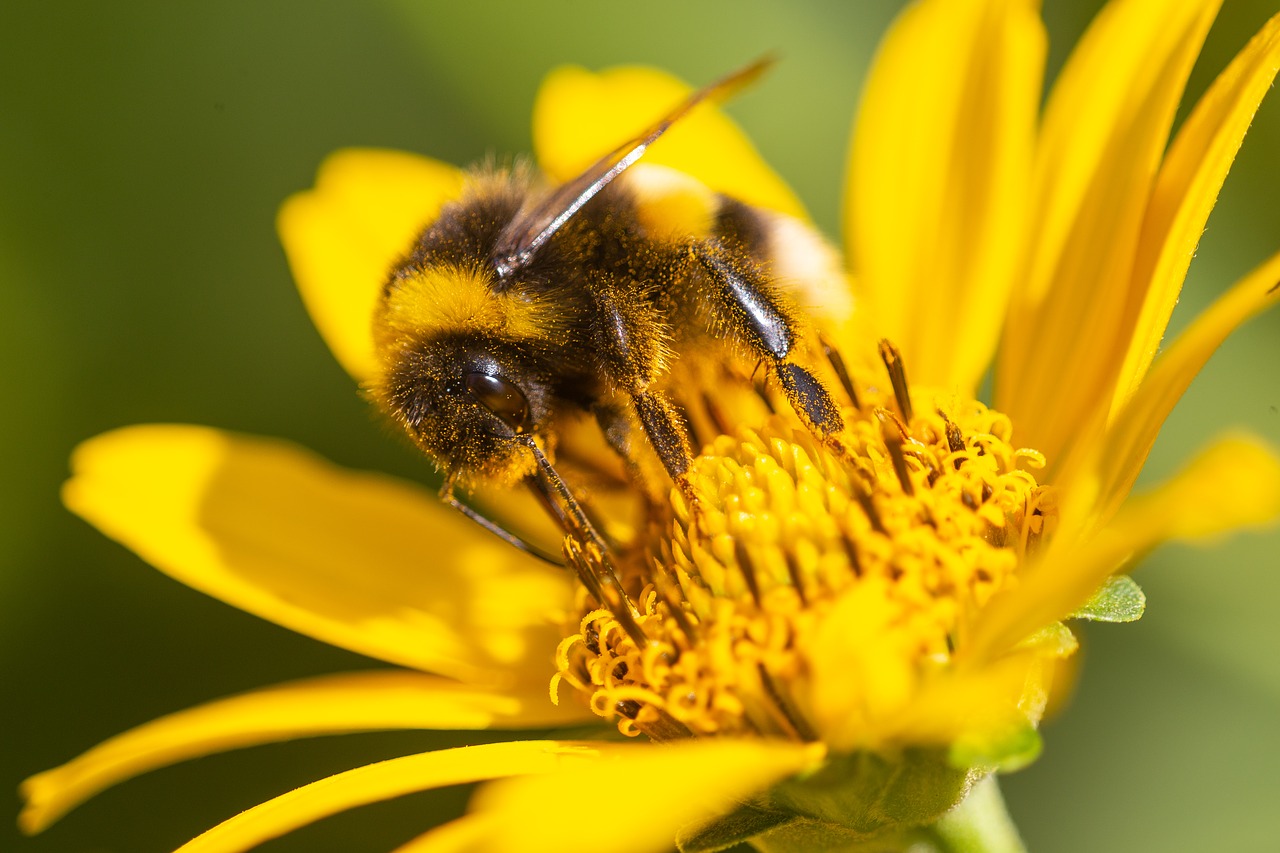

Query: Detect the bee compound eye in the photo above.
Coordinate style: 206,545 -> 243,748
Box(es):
465,372 -> 532,434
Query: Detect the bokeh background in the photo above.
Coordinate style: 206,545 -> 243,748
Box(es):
3,1 -> 1279,851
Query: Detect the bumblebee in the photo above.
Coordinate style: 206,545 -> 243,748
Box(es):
369,59 -> 846,555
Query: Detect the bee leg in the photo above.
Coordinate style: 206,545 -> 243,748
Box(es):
519,435 -> 614,559
689,242 -> 844,436
633,391 -> 693,480
520,437 -> 648,646
588,281 -> 694,484
438,475 -> 562,565
594,402 -> 681,509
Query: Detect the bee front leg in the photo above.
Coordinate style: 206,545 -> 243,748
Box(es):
438,472 -> 562,565
689,242 -> 844,436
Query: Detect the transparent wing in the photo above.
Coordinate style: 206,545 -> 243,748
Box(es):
491,56 -> 775,280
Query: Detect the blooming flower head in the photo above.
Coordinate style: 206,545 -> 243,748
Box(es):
21,1 -> 1280,851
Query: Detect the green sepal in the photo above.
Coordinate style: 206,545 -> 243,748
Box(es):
1018,620 -> 1078,658
1069,574 -> 1146,622
765,748 -> 975,837
686,752 -> 1029,853
677,803 -> 795,852
948,722 -> 1042,774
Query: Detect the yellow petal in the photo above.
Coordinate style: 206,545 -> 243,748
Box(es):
19,671 -> 592,834
457,739 -> 820,853
969,435 -> 1280,660
1110,13 -> 1280,416
173,741 -> 601,853
845,0 -> 1045,392
533,64 -> 808,220
807,580 -> 918,747
278,149 -> 465,381
392,814 -> 499,853
997,0 -> 1221,466
62,425 -> 570,686
1064,250 -> 1280,526
809,582 -> 1056,751
893,652 -> 1057,746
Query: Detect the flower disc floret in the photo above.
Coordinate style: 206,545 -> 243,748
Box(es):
554,380 -> 1054,745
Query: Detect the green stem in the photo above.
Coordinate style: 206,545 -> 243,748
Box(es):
922,775 -> 1027,853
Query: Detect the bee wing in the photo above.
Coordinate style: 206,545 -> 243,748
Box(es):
491,56 -> 775,280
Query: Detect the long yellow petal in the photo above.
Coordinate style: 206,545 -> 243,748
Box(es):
392,814 -> 498,852
1080,250 -> 1280,525
968,435 -> 1280,660
63,425 -> 570,686
1110,13 -> 1280,416
278,149 -> 465,381
845,0 -> 1044,392
19,671 -> 592,834
533,65 -> 808,220
997,0 -> 1221,466
455,739 -> 820,853
173,741 -> 601,853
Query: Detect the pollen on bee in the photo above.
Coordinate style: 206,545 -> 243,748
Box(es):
376,263 -> 564,348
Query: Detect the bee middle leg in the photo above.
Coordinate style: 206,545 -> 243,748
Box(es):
588,278 -> 694,485
688,242 -> 844,436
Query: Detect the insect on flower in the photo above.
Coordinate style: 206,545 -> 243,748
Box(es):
20,2 -> 1280,851
368,57 -> 848,564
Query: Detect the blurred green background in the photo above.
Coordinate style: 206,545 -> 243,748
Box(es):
3,1 -> 1278,851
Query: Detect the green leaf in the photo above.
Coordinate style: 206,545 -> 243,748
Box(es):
1070,574 -> 1146,622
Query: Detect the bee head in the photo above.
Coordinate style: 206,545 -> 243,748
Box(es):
374,338 -> 552,483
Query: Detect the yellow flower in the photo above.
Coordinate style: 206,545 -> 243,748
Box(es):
21,1 -> 1280,851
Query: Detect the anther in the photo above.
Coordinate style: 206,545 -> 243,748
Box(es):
821,333 -> 861,409
756,664 -> 814,741
734,539 -> 763,604
840,531 -> 864,577
852,479 -> 886,534
654,572 -> 699,643
701,391 -> 734,438
878,339 -> 914,422
754,381 -> 778,414
878,411 -> 915,496
939,410 -> 966,454
783,550 -> 808,605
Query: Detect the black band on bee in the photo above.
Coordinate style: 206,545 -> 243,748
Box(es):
394,176 -> 527,294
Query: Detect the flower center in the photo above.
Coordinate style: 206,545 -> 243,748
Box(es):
552,346 -> 1055,744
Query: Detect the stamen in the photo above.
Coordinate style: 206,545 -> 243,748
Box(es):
879,339 -> 914,421
940,410 -> 966,454
553,341 -> 1054,746
734,539 -> 764,605
878,410 -> 916,496
821,332 -> 861,409
701,391 -> 734,440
